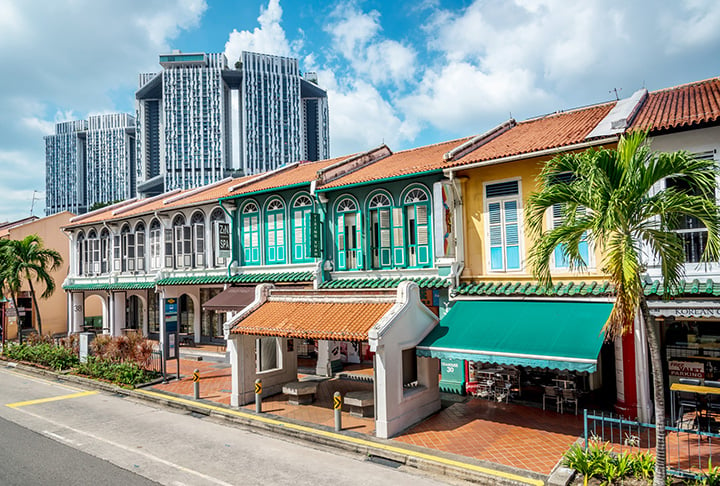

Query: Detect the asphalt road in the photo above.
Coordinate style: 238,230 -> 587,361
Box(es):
0,414 -> 159,486
0,367 -> 457,486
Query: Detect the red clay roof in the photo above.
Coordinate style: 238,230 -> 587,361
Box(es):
66,176 -> 255,227
444,102 -> 616,168
224,156 -> 352,198
631,76 -> 720,133
319,138 -> 472,189
229,300 -> 393,341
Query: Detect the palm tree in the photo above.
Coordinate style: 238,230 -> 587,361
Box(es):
2,234 -> 63,337
525,131 -> 720,485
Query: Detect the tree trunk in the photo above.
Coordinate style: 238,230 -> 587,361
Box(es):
27,279 -> 42,336
640,296 -> 666,485
9,292 -> 22,345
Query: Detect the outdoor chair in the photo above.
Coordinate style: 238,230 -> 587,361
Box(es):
562,387 -> 579,415
543,385 -> 562,413
705,381 -> 720,420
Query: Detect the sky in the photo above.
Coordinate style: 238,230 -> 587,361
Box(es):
1,0 -> 720,222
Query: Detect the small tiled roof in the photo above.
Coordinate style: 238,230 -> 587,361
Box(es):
223,156 -> 351,199
156,271 -> 314,286
631,77 -> 720,133
230,300 -> 393,340
63,282 -> 156,291
320,276 -> 450,289
454,279 -> 720,298
444,103 -> 617,169
318,138 -> 471,189
67,176 -> 255,228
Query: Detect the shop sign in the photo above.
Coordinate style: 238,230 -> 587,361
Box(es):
216,222 -> 231,258
668,360 -> 705,379
440,359 -> 465,382
164,298 -> 178,360
307,213 -> 321,258
650,304 -> 720,318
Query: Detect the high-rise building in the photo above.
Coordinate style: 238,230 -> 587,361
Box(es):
45,114 -> 136,216
135,51 -> 329,196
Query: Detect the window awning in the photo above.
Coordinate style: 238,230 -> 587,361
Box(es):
417,300 -> 612,372
202,286 -> 256,312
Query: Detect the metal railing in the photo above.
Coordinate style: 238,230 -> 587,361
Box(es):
584,409 -> 720,478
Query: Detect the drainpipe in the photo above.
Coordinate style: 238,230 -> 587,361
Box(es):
310,180 -> 329,287
219,199 -> 239,278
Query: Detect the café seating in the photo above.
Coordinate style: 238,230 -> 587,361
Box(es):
677,378 -> 702,427
705,380 -> 720,418
562,387 -> 579,415
543,385 -> 562,413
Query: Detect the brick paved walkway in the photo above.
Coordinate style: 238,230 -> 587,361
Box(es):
150,358 -> 584,475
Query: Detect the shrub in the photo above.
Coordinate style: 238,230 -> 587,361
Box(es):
3,342 -> 79,371
89,334 -> 154,367
75,357 -> 158,386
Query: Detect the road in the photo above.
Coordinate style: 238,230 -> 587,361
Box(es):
0,366 -> 456,486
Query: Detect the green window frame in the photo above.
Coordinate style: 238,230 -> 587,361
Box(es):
265,198 -> 286,264
335,197 -> 363,270
404,187 -> 431,268
240,201 -> 260,266
368,192 -> 393,269
291,194 -> 314,263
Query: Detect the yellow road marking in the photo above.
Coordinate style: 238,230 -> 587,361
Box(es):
6,391 -> 99,409
136,389 -> 543,486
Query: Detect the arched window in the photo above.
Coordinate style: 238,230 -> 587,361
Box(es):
210,208 -> 229,268
120,224 -> 135,272
87,229 -> 99,274
149,219 -> 162,270
265,198 -> 286,264
170,214 -> 187,269
291,194 -> 314,263
76,232 -> 85,275
403,186 -> 431,267
335,196 -> 362,270
100,228 -> 110,274
191,212 -> 205,268
367,192 -> 393,269
134,222 -> 146,272
240,202 -> 260,265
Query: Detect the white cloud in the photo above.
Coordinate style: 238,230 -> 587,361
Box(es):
324,3 -> 417,86
0,0 -> 207,221
224,0 -> 299,62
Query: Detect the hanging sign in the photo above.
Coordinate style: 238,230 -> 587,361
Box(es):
307,213 -> 322,258
216,222 -> 231,258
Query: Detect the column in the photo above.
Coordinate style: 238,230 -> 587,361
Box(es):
70,292 -> 84,334
614,328 -> 638,418
111,292 -> 125,336
315,340 -> 332,376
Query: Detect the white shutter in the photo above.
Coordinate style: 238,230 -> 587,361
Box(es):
194,224 -> 205,267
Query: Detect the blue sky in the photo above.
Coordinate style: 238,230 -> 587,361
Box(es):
1,0 -> 720,222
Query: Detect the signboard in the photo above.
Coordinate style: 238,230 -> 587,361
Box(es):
164,298 -> 179,360
216,222 -> 231,258
669,360 -> 705,379
307,213 -> 322,258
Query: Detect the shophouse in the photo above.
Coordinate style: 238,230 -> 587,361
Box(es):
1,212 -> 75,340
624,77 -> 720,423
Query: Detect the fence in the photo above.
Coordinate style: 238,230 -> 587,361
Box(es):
584,409 -> 720,479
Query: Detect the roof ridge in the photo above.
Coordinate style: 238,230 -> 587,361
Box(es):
112,189 -> 182,216
648,75 -> 720,95
162,177 -> 234,205
521,100 -> 617,124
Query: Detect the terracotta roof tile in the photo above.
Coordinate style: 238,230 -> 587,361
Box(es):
319,138 -> 472,189
224,156 -> 352,198
445,102 -> 616,168
230,300 -> 393,340
631,77 -> 720,132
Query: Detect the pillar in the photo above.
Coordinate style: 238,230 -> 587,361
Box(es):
614,327 -> 639,418
70,292 -> 84,334
315,340 -> 332,376
111,292 -> 125,336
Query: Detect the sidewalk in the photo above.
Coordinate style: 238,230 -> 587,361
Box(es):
151,357 -> 583,477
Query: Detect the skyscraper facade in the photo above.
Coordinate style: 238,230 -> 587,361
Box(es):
45,114 -> 135,216
136,51 -> 330,196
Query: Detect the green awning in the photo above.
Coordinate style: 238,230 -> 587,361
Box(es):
417,300 -> 612,372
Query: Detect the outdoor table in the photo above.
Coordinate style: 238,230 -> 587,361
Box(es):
670,382 -> 720,426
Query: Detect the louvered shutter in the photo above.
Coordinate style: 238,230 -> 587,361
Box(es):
164,229 -> 174,268
504,200 -> 520,270
174,226 -> 184,268
276,213 -> 285,262
294,211 -> 304,261
488,202 -> 503,270
379,209 -> 391,267
416,204 -> 430,265
113,235 -> 121,271
336,213 -> 346,270
355,212 -> 363,269
183,226 -> 192,267
136,232 -> 145,271
392,207 -> 405,266
127,233 -> 136,271
194,224 -> 205,267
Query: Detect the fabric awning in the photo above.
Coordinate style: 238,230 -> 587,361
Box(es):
417,300 -> 612,372
202,286 -> 256,312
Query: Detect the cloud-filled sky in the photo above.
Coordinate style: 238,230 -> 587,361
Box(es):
1,0 -> 720,222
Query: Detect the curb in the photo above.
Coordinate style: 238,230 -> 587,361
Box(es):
3,359 -> 547,486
